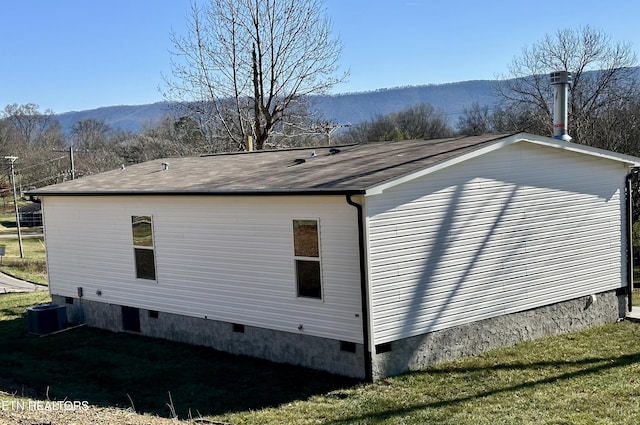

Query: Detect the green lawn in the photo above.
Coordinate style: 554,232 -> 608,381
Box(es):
0,236 -> 47,284
0,202 -> 21,233
0,292 -> 356,420
1,292 -> 640,424
0,202 -> 47,284
215,324 -> 640,425
0,202 -> 41,234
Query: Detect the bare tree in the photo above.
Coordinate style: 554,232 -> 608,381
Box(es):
0,104 -> 69,189
339,103 -> 453,144
71,118 -> 111,150
496,26 -> 638,145
589,97 -> 640,156
13,123 -> 67,189
2,103 -> 57,145
164,0 -> 347,151
457,102 -> 491,135
69,119 -> 123,177
0,118 -> 18,155
487,105 -> 547,134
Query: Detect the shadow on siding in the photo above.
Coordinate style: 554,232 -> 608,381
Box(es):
401,182 -> 520,340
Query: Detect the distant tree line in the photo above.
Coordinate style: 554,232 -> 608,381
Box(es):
0,102 -> 342,196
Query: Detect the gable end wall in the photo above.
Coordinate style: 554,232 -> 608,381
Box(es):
366,142 -> 629,346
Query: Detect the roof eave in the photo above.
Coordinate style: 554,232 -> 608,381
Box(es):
366,133 -> 521,195
29,188 -> 367,197
516,133 -> 640,167
365,132 -> 640,195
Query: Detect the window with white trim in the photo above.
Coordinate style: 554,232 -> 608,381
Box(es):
293,219 -> 322,299
132,215 -> 156,280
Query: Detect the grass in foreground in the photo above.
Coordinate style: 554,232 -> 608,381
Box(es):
0,292 -> 356,420
214,326 -> 640,425
2,292 -> 640,424
0,202 -> 47,284
0,236 -> 47,284
0,202 -> 42,234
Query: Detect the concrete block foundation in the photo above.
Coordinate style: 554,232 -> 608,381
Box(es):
371,290 -> 627,379
53,289 -> 626,381
51,295 -> 366,379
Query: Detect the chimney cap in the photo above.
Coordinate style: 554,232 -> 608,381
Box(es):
550,71 -> 572,85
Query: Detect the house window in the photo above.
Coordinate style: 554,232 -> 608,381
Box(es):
293,219 -> 322,299
132,215 -> 156,280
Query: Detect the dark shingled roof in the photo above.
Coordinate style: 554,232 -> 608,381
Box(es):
32,134 -> 510,195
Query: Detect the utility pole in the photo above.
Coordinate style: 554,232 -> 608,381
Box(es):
53,146 -> 76,180
5,156 -> 23,258
69,145 -> 75,180
322,122 -> 351,145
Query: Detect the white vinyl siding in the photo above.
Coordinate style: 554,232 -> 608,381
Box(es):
366,141 -> 627,344
43,195 -> 363,343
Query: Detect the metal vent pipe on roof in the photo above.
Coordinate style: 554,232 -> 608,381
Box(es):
550,71 -> 572,141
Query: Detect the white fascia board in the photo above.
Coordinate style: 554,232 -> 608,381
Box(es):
516,133 -> 640,168
365,132 -> 640,196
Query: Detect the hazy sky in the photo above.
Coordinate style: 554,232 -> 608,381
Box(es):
1,0 -> 638,113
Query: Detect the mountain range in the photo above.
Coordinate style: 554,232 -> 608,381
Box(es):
54,79 -> 501,134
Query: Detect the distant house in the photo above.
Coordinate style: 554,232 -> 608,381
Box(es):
18,202 -> 42,227
31,133 -> 639,380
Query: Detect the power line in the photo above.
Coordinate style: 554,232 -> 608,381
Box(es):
22,173 -> 67,188
14,155 -> 67,173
